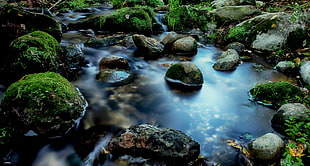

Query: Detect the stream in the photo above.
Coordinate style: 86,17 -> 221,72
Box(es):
0,5 -> 298,166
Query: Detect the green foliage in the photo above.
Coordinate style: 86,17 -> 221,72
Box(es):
167,0 -> 212,32
282,110 -> 310,165
112,0 -> 164,9
227,26 -> 246,40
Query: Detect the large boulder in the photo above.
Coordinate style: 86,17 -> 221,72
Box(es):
3,31 -> 63,80
0,5 -> 62,51
133,34 -> 164,59
228,12 -> 307,51
214,5 -> 260,23
213,49 -> 240,71
0,72 -> 86,138
212,0 -> 256,7
249,81 -> 305,108
300,61 -> 310,85
248,133 -> 284,162
271,103 -> 309,135
108,124 -> 200,165
165,62 -> 203,90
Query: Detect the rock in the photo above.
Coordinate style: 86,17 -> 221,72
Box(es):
96,69 -> 135,86
224,0 -> 256,6
0,5 -> 62,50
133,34 -> 164,59
160,31 -> 186,46
300,61 -> 310,85
212,0 -> 256,7
275,61 -> 296,75
214,5 -> 259,23
99,55 -> 130,70
248,133 -> 284,161
226,42 -> 245,54
171,36 -> 198,56
249,81 -> 305,108
165,62 -> 203,90
0,72 -> 86,137
4,31 -> 63,80
228,13 -> 307,51
100,7 -> 153,34
213,49 -> 240,71
63,44 -> 86,69
271,103 -> 309,135
108,124 -> 200,165
85,35 -> 126,48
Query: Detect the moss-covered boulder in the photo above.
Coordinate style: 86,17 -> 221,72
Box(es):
165,62 -> 203,90
227,13 -> 307,52
112,0 -> 164,9
0,5 -> 62,51
249,81 -> 305,108
4,31 -> 62,80
0,72 -> 86,137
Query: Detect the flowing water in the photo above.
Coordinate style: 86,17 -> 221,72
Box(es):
0,6 -> 298,166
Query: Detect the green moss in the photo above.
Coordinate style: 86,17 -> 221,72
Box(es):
227,15 -> 277,46
250,81 -> 305,107
100,7 -> 153,33
6,31 -> 62,79
167,5 -> 211,32
0,72 -> 86,136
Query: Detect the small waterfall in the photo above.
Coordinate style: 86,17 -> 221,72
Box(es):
155,13 -> 168,32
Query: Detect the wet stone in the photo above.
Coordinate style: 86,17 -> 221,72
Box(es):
96,69 -> 134,86
108,124 -> 200,165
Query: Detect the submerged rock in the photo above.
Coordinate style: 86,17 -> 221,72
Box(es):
108,124 -> 200,165
99,55 -> 130,70
213,49 -> 240,71
271,103 -> 309,135
96,69 -> 135,86
0,72 -> 86,138
165,62 -> 203,90
248,133 -> 284,162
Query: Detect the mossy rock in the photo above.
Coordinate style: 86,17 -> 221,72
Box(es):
100,7 -> 153,33
0,72 -> 86,137
167,5 -> 211,32
227,13 -> 307,51
165,62 -> 203,91
5,31 -> 62,80
0,5 -> 62,49
249,81 -> 305,108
